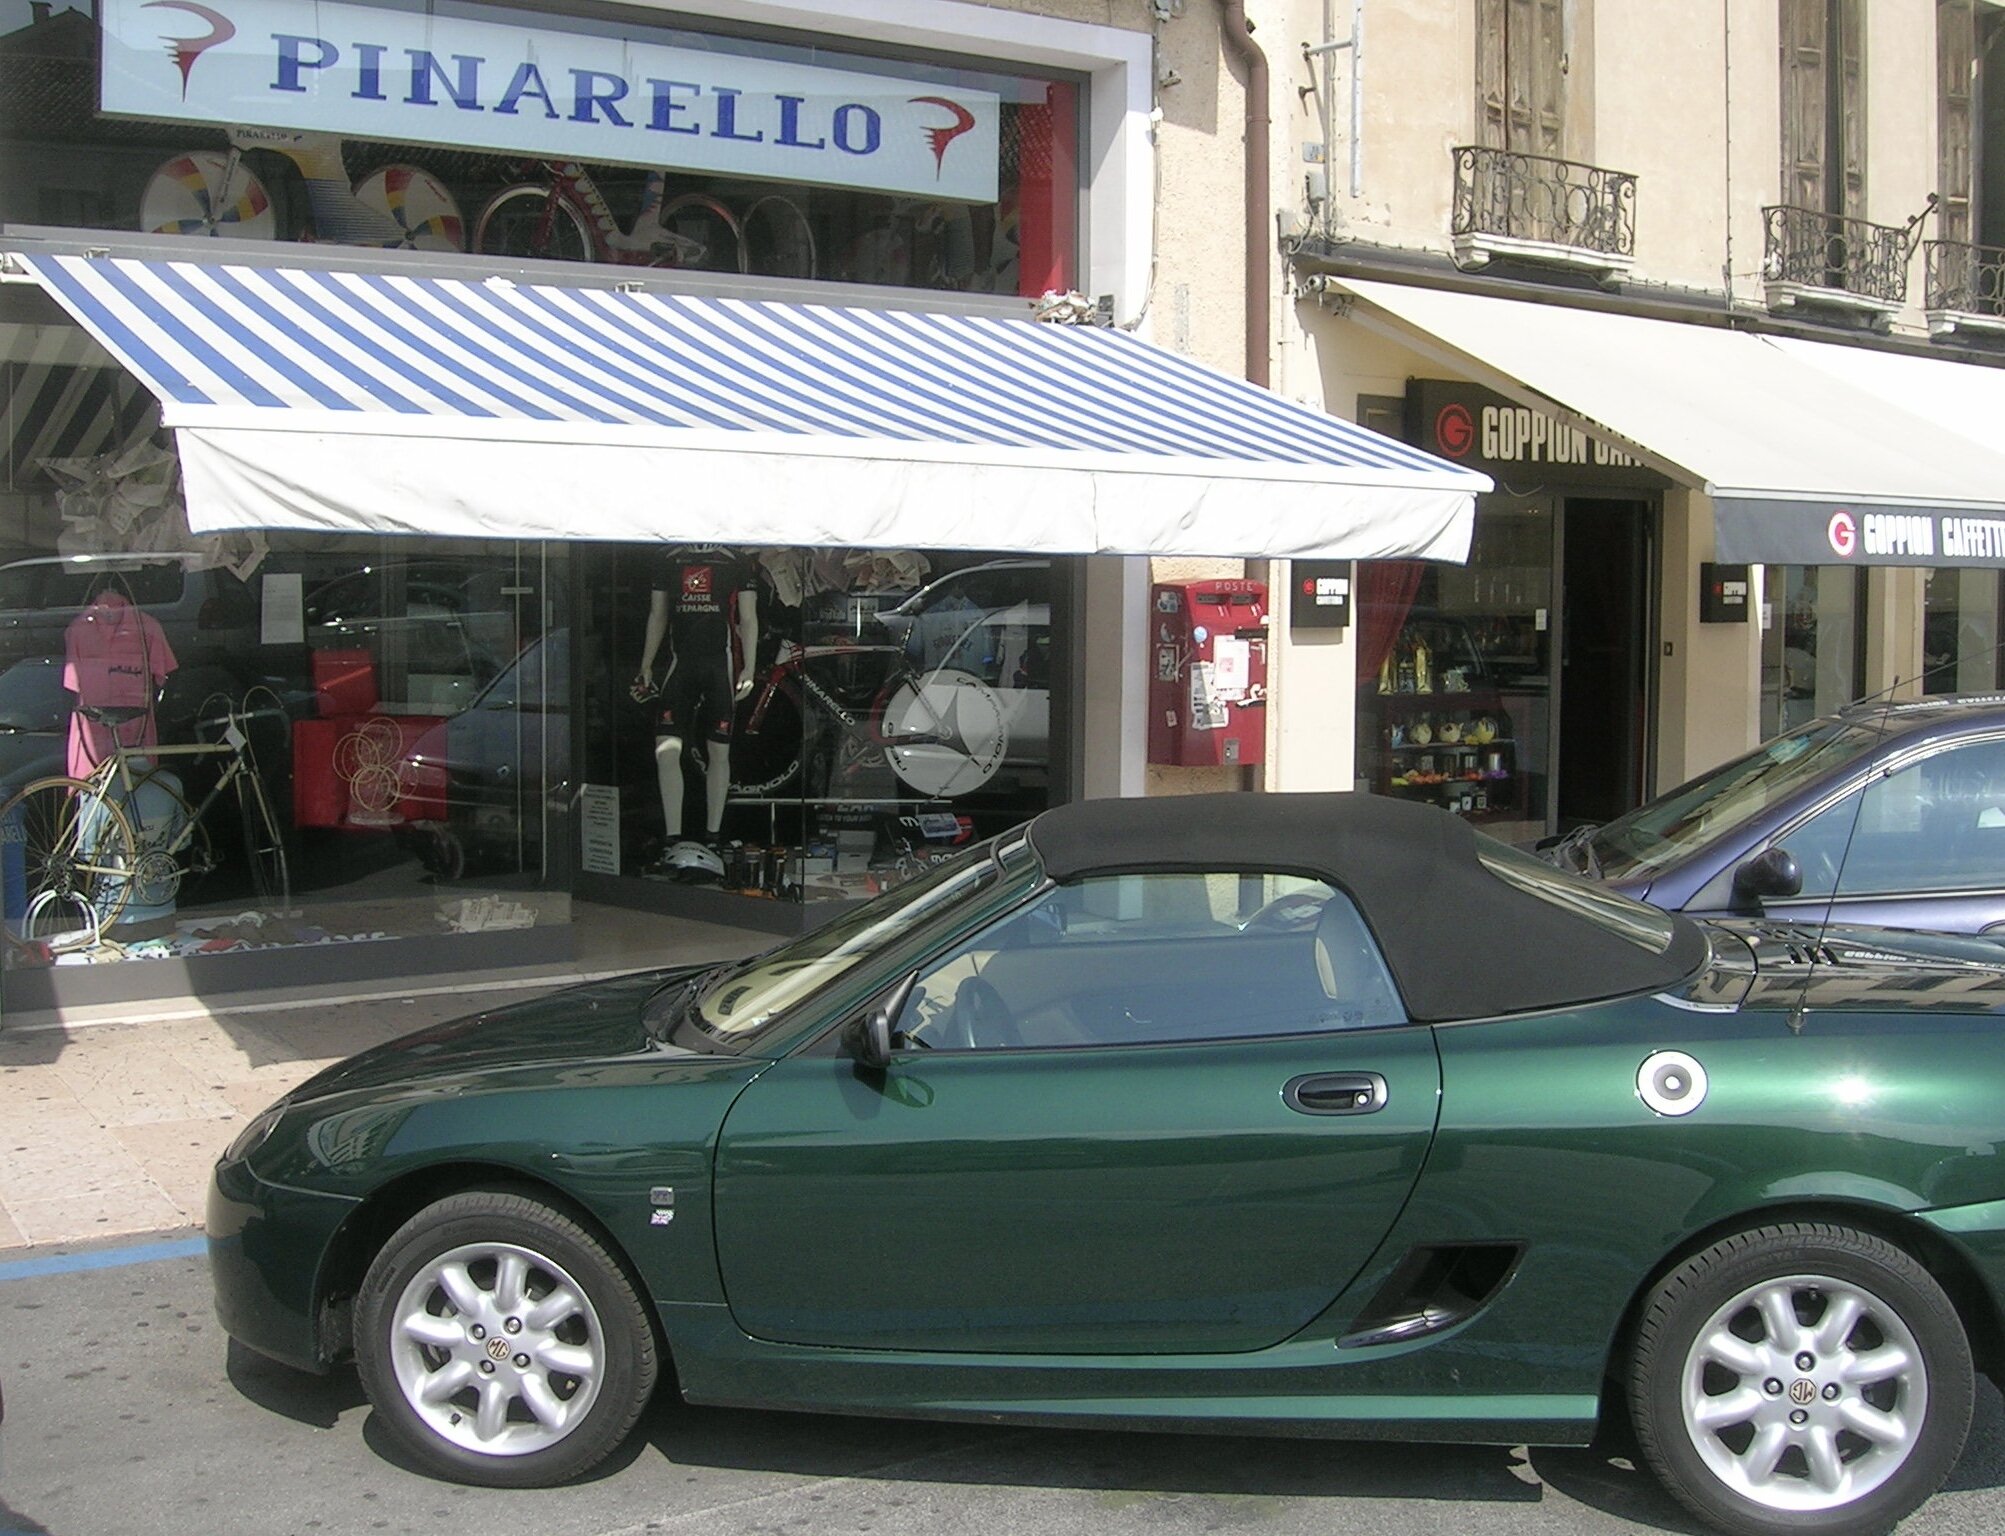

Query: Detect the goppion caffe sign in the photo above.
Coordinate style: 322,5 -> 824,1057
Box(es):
1405,380 -> 1669,490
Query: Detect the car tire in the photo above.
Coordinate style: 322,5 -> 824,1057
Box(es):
1629,1222 -> 1972,1536
354,1190 -> 657,1487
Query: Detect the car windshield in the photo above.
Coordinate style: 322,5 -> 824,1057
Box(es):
1478,838 -> 1684,954
677,838 -> 1018,1049
1579,714 -> 1891,880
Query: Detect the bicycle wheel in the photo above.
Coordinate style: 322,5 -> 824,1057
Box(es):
881,668 -> 1009,799
657,194 -> 748,273
474,184 -> 593,262
236,773 -> 291,908
0,776 -> 137,950
742,194 -> 817,278
139,151 -> 276,239
352,164 -> 467,252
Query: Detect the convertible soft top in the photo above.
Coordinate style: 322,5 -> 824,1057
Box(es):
1024,792 -> 1711,1023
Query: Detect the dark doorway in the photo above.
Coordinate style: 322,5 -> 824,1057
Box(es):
1558,499 -> 1654,829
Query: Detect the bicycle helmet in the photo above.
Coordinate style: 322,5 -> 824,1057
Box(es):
660,839 -> 726,883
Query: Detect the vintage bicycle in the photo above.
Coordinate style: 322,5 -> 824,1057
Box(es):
472,162 -> 816,277
0,689 -> 291,951
691,640 -> 1008,801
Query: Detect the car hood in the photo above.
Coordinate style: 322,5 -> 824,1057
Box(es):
290,966 -> 714,1102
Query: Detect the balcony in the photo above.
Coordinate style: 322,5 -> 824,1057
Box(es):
1923,240 -> 2005,338
1761,205 -> 1913,322
1449,146 -> 1637,278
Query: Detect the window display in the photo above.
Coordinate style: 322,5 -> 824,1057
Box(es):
0,442 -> 569,970
1760,565 -> 1866,737
4,0 -> 1081,299
580,545 -> 1054,905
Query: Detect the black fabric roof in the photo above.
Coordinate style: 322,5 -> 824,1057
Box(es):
1023,792 -> 1709,1023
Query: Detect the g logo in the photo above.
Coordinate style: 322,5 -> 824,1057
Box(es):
1435,403 -> 1476,458
1828,510 -> 1858,559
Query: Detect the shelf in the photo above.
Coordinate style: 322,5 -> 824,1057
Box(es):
1386,740 -> 1515,752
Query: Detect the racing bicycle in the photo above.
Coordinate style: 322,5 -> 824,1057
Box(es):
473,163 -> 816,277
693,640 -> 1008,801
0,690 -> 291,952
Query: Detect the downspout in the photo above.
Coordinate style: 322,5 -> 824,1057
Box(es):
1219,1 -> 1272,385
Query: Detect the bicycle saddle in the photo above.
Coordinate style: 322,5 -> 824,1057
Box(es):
77,704 -> 150,727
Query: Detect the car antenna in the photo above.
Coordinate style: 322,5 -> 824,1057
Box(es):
1791,673 -> 1906,1035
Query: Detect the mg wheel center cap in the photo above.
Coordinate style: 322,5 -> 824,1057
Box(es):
1788,1378 -> 1817,1406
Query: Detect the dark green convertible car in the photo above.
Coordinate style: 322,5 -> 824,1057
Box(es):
210,793 -> 2005,1536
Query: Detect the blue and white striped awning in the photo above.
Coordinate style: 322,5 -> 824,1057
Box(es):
19,254 -> 1486,560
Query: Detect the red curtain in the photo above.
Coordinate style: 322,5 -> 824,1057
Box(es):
1356,561 -> 1425,684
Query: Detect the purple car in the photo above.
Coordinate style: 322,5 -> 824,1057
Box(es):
1544,693 -> 2005,935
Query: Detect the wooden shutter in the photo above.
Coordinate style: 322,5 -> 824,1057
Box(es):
1940,0 -> 1975,246
1476,0 -> 1508,149
1780,0 -> 1827,210
1533,0 -> 1566,156
1478,0 -> 1566,156
1837,0 -> 1867,219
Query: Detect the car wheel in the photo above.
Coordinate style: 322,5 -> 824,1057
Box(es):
1630,1223 -> 1972,1536
354,1190 -> 657,1487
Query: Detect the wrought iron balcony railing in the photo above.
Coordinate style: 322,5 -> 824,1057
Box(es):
1761,204 -> 1915,311
1450,146 -> 1637,272
1923,239 -> 2005,332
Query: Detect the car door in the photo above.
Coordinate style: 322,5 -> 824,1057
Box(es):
1739,733 -> 2005,933
712,871 -> 1441,1356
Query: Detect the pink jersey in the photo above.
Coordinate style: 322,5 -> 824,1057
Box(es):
63,591 -> 178,777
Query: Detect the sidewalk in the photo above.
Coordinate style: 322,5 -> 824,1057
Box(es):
0,903 -> 770,1251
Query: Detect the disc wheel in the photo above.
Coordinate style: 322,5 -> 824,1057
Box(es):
474,185 -> 593,262
656,194 -> 747,273
882,668 -> 1008,798
352,164 -> 466,252
139,151 -> 275,239
0,776 -> 137,951
355,1191 -> 657,1488
1630,1223 -> 1973,1536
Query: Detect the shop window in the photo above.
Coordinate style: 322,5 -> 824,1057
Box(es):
1761,565 -> 1867,737
0,519 -> 567,974
1923,567 -> 2003,694
577,544 -> 1057,904
3,2 -> 1082,299
892,874 -> 1405,1049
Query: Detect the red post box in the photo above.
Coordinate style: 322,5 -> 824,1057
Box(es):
1147,579 -> 1269,766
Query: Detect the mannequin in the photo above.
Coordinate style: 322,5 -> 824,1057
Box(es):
630,547 -> 758,865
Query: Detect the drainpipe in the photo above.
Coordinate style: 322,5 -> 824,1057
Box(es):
1218,1 -> 1272,386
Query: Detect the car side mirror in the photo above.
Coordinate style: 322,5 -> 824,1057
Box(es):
846,1009 -> 893,1071
1733,846 -> 1803,905
846,971 -> 918,1071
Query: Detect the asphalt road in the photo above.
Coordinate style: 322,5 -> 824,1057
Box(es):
5,1236 -> 2005,1536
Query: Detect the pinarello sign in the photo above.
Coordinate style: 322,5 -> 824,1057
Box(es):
100,0 -> 1001,202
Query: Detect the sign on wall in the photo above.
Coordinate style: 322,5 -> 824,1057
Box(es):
100,0 -> 1001,202
1405,379 -> 1672,490
1716,498 -> 2005,569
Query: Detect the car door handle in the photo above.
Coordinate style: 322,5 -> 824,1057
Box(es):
1283,1072 -> 1388,1116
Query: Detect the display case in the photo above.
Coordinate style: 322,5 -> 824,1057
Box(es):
1360,614 -> 1526,824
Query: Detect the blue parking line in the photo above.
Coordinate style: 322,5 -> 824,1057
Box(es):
0,1236 -> 205,1282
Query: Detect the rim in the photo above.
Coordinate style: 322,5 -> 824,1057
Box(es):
389,1240 -> 607,1458
1680,1271 -> 1927,1512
